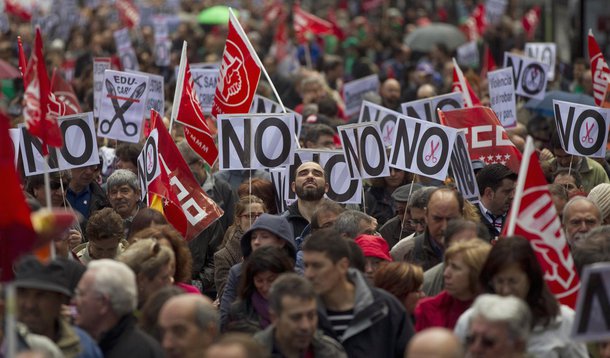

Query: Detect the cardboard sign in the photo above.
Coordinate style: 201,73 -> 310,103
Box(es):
450,131 -> 480,202
284,149 -> 362,204
503,52 -> 549,100
525,42 -> 556,81
389,115 -> 458,181
249,95 -> 303,138
153,16 -> 171,67
127,70 -> 164,120
343,74 -> 380,119
488,67 -> 517,128
485,0 -> 507,25
571,263 -> 610,342
136,128 -> 160,201
553,100 -> 610,158
217,113 -> 296,170
270,167 -> 291,212
191,68 -> 219,114
457,41 -> 480,68
20,112 -> 100,176
338,122 -> 390,179
93,58 -> 111,118
9,128 -> 20,166
113,28 -> 139,71
401,92 -> 463,124
358,100 -> 401,147
98,70 -> 149,143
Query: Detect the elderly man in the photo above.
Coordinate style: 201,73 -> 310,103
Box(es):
333,210 -> 378,240
74,259 -> 163,357
406,328 -> 463,358
106,169 -> 141,231
379,183 -> 423,248
158,295 -> 218,358
73,208 -> 128,264
562,197 -> 601,245
254,273 -> 346,357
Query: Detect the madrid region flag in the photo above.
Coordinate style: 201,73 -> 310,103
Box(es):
211,9 -> 261,118
503,136 -> 580,308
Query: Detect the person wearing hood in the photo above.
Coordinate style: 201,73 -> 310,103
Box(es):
218,214 -> 296,331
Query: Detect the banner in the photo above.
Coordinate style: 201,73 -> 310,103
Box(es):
503,52 -> 549,100
440,106 -> 522,173
401,92 -> 463,124
113,28 -> 139,71
126,70 -> 164,119
284,149 -> 362,204
137,126 -> 160,201
191,68 -> 219,114
93,58 -> 111,118
359,100 -> 402,147
98,70 -> 149,143
457,41 -> 479,68
250,95 -> 303,138
153,15 -> 171,67
588,29 -> 610,107
450,131 -> 480,203
217,113 -> 296,170
388,115 -> 458,181
571,263 -> 610,342
343,74 -> 380,119
338,122 -> 390,179
20,112 -> 100,176
553,100 -> 610,158
525,42 -> 556,81
488,67 -> 517,128
270,167 -> 290,213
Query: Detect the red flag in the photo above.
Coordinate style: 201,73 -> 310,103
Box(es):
588,29 -> 610,107
5,0 -> 33,21
22,28 -> 63,156
211,10 -> 262,119
115,0 -> 140,29
0,111 -> 37,281
460,4 -> 486,42
480,44 -> 497,80
504,136 -> 580,308
273,9 -> 290,61
439,106 -> 522,173
51,68 -> 81,115
522,6 -> 541,41
452,58 -> 481,107
293,4 -> 334,44
148,110 -> 223,241
17,36 -> 28,86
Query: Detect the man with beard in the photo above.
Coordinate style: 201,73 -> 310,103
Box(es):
475,164 -> 517,241
284,161 -> 329,239
380,78 -> 401,111
562,197 -> 601,246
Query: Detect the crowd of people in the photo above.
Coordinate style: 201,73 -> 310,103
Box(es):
1,0 -> 610,357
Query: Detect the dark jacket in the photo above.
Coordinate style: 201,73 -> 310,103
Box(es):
214,226 -> 244,297
476,205 -> 501,241
317,269 -> 413,358
405,231 -> 443,271
282,202 -> 309,241
225,299 -> 265,334
189,220 -> 225,297
379,216 -> 409,249
364,186 -> 394,227
98,315 -> 163,358
72,182 -> 110,238
254,326 -> 347,358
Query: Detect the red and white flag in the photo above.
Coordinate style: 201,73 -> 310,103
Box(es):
148,110 -> 223,241
5,0 -> 33,21
522,6 -> 541,41
22,28 -> 63,156
440,106 -> 522,173
452,58 -> 481,107
588,29 -> 610,107
293,4 -> 334,43
51,68 -> 81,115
504,136 -> 580,308
460,4 -> 486,42
211,9 -> 262,119
115,0 -> 140,29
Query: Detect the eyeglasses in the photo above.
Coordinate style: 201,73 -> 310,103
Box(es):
567,218 -> 599,228
465,334 -> 497,349
408,219 -> 426,227
240,212 -> 263,220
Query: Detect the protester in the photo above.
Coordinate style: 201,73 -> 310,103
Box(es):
390,186 -> 434,259
562,196 -> 601,246
373,261 -> 424,317
138,286 -> 183,342
73,207 -> 128,264
310,198 -> 346,232
378,183 -> 423,248
26,171 -> 69,208
354,234 -> 393,283
302,123 -> 337,149
66,164 -> 109,227
114,143 -> 142,174
333,209 -> 378,239
206,333 -> 268,358
237,178 -> 278,214
106,169 -> 141,231
553,168 -> 587,198
587,183 -> 610,224
126,207 -> 168,242
406,327 -> 464,358
475,164 -> 517,240
548,183 -> 569,222
364,167 -> 411,227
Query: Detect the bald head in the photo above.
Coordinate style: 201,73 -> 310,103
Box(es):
416,84 -> 437,99
562,197 -> 601,245
380,78 -> 401,110
406,328 -> 463,358
426,189 -> 463,245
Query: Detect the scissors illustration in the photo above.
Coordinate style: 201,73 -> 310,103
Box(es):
100,80 -> 146,136
581,122 -> 595,144
425,140 -> 439,164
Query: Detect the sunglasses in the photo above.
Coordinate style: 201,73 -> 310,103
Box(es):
465,334 -> 497,349
50,181 -> 67,190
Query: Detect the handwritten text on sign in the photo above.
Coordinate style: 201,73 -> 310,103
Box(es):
488,67 -> 517,128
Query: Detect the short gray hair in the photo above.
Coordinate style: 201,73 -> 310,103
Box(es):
562,196 -> 601,225
334,210 -> 374,239
469,294 -> 532,344
87,259 -> 137,316
107,169 -> 139,193
193,300 -> 219,330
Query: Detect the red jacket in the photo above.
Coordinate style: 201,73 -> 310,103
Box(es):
414,290 -> 473,331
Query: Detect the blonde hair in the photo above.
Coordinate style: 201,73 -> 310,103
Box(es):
118,238 -> 174,280
445,240 -> 491,296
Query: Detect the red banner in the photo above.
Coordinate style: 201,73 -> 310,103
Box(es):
588,30 -> 610,107
51,68 -> 81,115
293,4 -> 334,43
439,106 -> 522,173
116,0 -> 140,29
522,6 -> 541,41
504,137 -> 580,308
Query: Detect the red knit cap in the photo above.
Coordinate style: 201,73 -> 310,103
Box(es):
354,234 -> 393,262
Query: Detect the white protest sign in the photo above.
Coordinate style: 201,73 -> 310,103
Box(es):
338,122 -> 390,179
153,16 -> 171,67
358,100 -> 401,147
20,112 -> 100,176
571,263 -> 610,342
457,41 -> 480,68
9,128 -> 20,166
503,52 -> 549,100
191,68 -> 219,114
126,70 -> 164,120
450,131 -> 480,202
401,92 -> 463,124
113,28 -> 139,71
525,42 -> 556,81
389,115 -> 459,181
217,113 -> 296,170
485,0 -> 507,25
93,58 -> 111,118
284,149 -> 362,204
553,100 -> 610,158
98,70 -> 149,143
250,95 -> 303,138
270,167 -> 291,212
343,74 -> 380,119
488,67 -> 517,128
136,128 -> 160,201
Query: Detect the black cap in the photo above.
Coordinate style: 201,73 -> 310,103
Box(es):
14,256 -> 73,297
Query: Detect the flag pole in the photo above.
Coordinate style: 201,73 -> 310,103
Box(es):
43,155 -> 56,259
505,136 -> 533,236
169,41 -> 187,132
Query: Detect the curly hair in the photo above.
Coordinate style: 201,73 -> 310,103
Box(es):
86,207 -> 125,242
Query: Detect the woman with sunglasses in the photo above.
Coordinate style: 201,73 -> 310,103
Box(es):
454,236 -> 588,357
